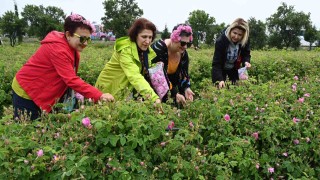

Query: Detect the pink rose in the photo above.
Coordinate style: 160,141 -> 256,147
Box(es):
252,132 -> 259,140
82,117 -> 91,127
224,114 -> 230,121
37,149 -> 44,157
268,167 -> 274,174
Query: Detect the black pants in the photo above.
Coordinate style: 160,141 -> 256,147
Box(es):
222,68 -> 239,84
12,90 -> 41,120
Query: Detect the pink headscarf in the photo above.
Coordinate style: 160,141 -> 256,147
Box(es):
68,13 -> 96,32
170,24 -> 193,42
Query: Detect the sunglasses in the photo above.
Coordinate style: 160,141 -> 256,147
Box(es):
73,33 -> 92,44
180,41 -> 192,47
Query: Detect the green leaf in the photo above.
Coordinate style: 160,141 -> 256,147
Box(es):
120,136 -> 126,146
172,172 -> 184,180
94,121 -> 103,130
109,135 -> 119,147
78,156 -> 89,166
0,149 -> 9,160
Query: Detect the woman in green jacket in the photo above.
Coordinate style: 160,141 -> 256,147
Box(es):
95,18 -> 161,105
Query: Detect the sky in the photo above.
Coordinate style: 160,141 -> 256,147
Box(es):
1,0 -> 319,32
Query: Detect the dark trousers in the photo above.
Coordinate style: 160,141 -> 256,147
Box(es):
222,68 -> 239,84
12,90 -> 41,120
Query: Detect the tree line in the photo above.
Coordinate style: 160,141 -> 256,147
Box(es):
0,0 -> 319,50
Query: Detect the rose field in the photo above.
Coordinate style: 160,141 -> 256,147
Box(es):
0,42 -> 319,179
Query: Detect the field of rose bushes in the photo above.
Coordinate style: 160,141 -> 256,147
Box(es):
0,41 -> 320,179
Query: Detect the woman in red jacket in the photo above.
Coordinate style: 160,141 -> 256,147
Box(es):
12,13 -> 114,120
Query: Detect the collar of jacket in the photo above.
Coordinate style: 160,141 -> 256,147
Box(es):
114,36 -> 156,63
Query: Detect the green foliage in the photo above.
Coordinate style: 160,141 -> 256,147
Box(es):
187,10 -> 215,47
0,10 -> 26,45
1,43 -> 320,179
304,25 -> 318,50
266,2 -> 312,50
21,5 -> 65,39
248,17 -> 267,50
101,0 -> 143,38
205,23 -> 226,46
161,25 -> 171,40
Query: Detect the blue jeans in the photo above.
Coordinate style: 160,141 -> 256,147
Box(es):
12,90 -> 41,120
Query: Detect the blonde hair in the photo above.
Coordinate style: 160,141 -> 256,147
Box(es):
225,18 -> 249,47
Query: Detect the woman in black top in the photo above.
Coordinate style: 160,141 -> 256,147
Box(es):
212,18 -> 251,88
151,24 -> 194,106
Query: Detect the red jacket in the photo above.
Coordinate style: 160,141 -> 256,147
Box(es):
16,31 -> 102,112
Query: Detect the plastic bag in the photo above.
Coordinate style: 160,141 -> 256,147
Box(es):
61,88 -> 77,112
238,67 -> 249,80
148,62 -> 169,100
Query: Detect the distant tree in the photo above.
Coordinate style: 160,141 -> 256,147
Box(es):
248,17 -> 267,50
304,25 -> 318,50
21,5 -> 65,39
0,0 -> 26,46
161,25 -> 171,40
266,2 -> 312,50
205,23 -> 226,46
13,0 -> 25,44
317,31 -> 320,47
0,11 -> 17,39
187,10 -> 215,48
101,0 -> 143,38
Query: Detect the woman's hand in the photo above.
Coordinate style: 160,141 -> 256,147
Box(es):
245,62 -> 251,68
185,88 -> 195,101
219,81 -> 225,88
176,93 -> 187,106
154,98 -> 164,114
100,93 -> 114,102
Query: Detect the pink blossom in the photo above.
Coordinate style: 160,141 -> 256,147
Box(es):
303,93 -> 310,97
24,160 -> 29,164
268,167 -> 274,174
252,132 -> 259,140
293,117 -> 300,124
160,142 -> 166,147
306,137 -> 310,142
282,152 -> 288,157
292,84 -> 297,91
189,121 -> 194,128
140,161 -> 145,166
224,114 -> 230,121
167,121 -> 174,130
37,149 -> 44,157
256,163 -> 260,169
75,92 -> 84,102
82,117 -> 91,127
195,166 -> 199,170
298,97 -> 304,103
53,155 -> 60,161
293,76 -> 299,80
293,139 -> 299,145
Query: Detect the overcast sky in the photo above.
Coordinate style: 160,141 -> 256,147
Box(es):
1,0 -> 319,31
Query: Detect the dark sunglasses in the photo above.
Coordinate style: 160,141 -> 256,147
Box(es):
180,41 -> 192,47
73,33 -> 92,44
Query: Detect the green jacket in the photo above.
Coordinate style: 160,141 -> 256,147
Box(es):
95,37 -> 159,102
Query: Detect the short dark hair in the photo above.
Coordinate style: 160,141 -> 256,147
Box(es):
64,14 -> 94,35
128,18 -> 157,42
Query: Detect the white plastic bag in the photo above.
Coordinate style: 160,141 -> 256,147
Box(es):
238,67 -> 248,80
148,62 -> 169,99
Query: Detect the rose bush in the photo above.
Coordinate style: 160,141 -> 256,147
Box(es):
0,43 -> 319,179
